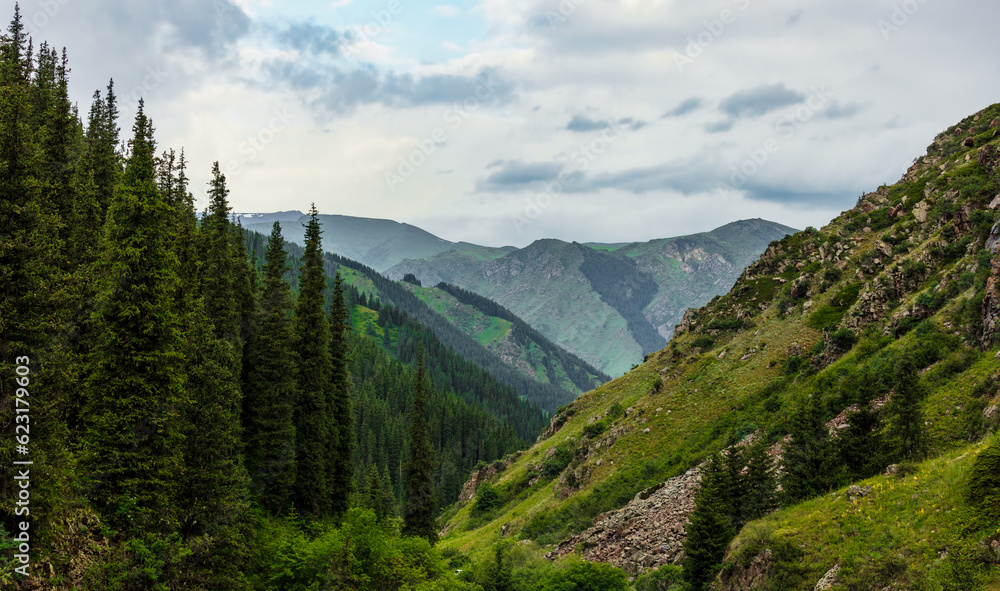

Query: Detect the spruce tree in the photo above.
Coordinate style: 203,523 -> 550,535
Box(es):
683,453 -> 733,590
199,162 -> 242,348
329,271 -> 355,519
403,346 -> 437,544
293,205 -> 331,516
885,359 -> 927,462
243,222 -> 298,514
83,101 -> 184,534
782,393 -> 841,504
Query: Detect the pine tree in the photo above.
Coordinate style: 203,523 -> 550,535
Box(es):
403,346 -> 437,544
199,162 -> 242,349
83,101 -> 184,534
243,222 -> 298,514
177,296 -> 249,589
329,271 -> 355,519
293,204 -> 331,516
885,359 -> 927,462
683,453 -> 733,590
782,393 -> 841,504
839,370 -> 886,480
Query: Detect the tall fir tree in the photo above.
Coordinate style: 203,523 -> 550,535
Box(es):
885,359 -> 927,462
782,392 -> 841,504
403,346 -> 437,544
683,453 -> 734,590
243,222 -> 298,515
293,205 -> 332,516
199,162 -> 242,349
83,100 -> 184,534
177,297 -> 249,590
329,271 -> 354,519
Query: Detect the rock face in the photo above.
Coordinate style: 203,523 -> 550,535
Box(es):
546,467 -> 701,576
457,454 -> 519,503
981,257 -> 1000,347
814,564 -> 841,590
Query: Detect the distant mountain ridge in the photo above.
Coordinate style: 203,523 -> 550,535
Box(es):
388,219 -> 798,375
241,212 -> 488,272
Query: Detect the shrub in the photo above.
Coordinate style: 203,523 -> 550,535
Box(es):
473,483 -> 501,515
969,438 -> 1000,524
830,327 -> 858,350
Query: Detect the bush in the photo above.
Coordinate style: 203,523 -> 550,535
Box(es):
830,327 -> 858,350
785,355 -> 804,374
969,438 -> 1000,525
634,564 -> 687,591
473,483 -> 501,515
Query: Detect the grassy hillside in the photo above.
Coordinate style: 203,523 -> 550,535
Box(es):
387,221 -> 795,377
406,282 -> 610,397
437,103 -> 1000,590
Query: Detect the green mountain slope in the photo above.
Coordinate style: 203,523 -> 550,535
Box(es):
242,213 -> 489,272
406,282 -> 611,397
387,220 -> 796,376
437,103 -> 1000,590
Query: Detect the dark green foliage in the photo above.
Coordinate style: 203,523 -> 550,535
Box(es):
782,394 -> 841,504
683,444 -> 778,589
968,438 -> 1000,525
318,252 -> 578,414
83,102 -> 184,534
404,348 -> 438,544
830,327 -> 858,350
807,282 -> 862,331
884,360 -> 928,462
536,558 -> 630,591
542,444 -> 575,476
329,272 -> 354,519
361,464 -> 397,522
473,482 -> 501,515
634,565 -> 687,591
242,222 -> 297,515
292,205 -> 331,516
682,454 -> 734,590
176,298 -> 249,589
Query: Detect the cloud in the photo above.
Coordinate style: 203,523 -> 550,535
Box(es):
275,21 -> 346,57
819,100 -> 866,120
662,97 -> 703,118
719,83 -> 806,119
262,60 -> 517,114
476,160 -> 564,191
617,117 -> 647,131
566,115 -> 610,132
567,115 -> 645,132
432,5 -> 461,18
704,120 -> 734,134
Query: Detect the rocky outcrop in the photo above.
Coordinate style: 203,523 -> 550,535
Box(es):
457,454 -> 519,503
981,257 -> 1000,347
813,564 -> 842,590
545,467 -> 701,576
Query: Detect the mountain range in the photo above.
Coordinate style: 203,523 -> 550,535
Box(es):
242,213 -> 796,376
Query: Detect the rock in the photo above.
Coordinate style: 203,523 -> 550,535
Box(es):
962,136 -> 976,148
990,195 -> 1000,210
914,201 -> 931,223
847,485 -> 872,501
984,405 -> 999,421
886,464 -> 898,476
642,427 -> 651,434
546,467 -> 702,576
457,454 -> 519,502
814,564 -> 841,590
788,342 -> 801,357
986,221 -> 1000,253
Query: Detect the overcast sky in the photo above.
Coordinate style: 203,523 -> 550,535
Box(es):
20,0 -> 1000,247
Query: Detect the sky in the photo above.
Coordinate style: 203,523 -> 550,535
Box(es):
17,0 -> 1000,247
